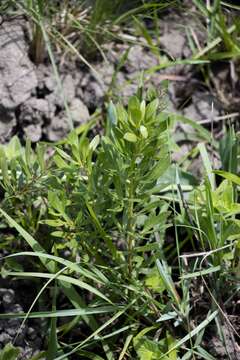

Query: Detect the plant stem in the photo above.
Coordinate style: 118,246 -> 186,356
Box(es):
126,152 -> 137,278
30,24 -> 45,64
127,178 -> 134,277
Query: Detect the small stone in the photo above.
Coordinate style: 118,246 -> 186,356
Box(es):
8,304 -> 23,313
27,327 -> 37,340
94,63 -> 114,85
90,82 -> 105,99
28,98 -> 49,113
0,22 -> 37,110
62,74 -> 75,103
33,336 -> 42,349
121,83 -> 138,102
69,98 -> 90,124
81,73 -> 91,87
183,104 -> 201,122
125,45 -> 158,73
19,98 -> 51,125
172,144 -> 189,163
6,327 -> 17,336
23,124 -> 42,142
21,347 -> 34,358
160,30 -> 186,59
0,108 -> 16,142
46,115 -> 70,141
8,318 -> 21,328
194,93 -> 219,119
0,289 -> 15,305
45,76 -> 56,92
14,330 -> 26,346
0,332 -> 12,345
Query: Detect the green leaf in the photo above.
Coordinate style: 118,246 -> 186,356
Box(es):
145,99 -> 159,121
140,100 -> 146,119
54,154 -> 69,169
145,267 -> 165,293
51,231 -> 65,237
0,343 -> 20,360
157,165 -> 198,186
214,170 -> 240,186
108,101 -> 118,126
0,209 -> 99,331
142,213 -> 168,234
158,311 -> 218,359
168,113 -> 211,142
41,219 -> 66,227
116,104 -> 128,124
140,125 -> 148,139
29,352 -> 46,360
5,251 -> 107,284
36,144 -> 45,172
67,130 -> 79,147
55,147 -> 73,162
89,135 -> 100,151
145,155 -> 170,183
2,136 -> 23,159
5,258 -> 24,272
46,282 -> 58,360
198,143 -> 215,190
156,260 -> 180,306
181,266 -> 221,279
3,270 -> 112,304
48,191 -> 65,214
219,127 -> 238,173
128,96 -> 140,113
130,108 -> 142,126
166,333 -> 177,360
0,306 -> 117,319
133,327 -> 158,360
0,148 -> 9,186
123,132 -> 138,143
25,138 -> 32,166
157,312 -> 177,322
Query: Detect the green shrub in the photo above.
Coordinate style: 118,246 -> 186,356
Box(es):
0,91 -> 239,359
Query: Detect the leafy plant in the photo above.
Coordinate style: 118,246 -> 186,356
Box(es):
0,90 -> 239,359
0,90 -> 173,357
0,343 -> 20,360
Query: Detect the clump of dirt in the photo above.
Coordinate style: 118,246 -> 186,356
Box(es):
0,21 -> 37,143
0,20 -> 90,143
0,286 -> 44,358
208,324 -> 240,359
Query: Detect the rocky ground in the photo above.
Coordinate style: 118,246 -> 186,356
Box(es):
1,12 -> 239,145
0,287 -> 44,358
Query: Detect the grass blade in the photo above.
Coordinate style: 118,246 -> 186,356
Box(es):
198,143 -> 215,190
159,310 -> 218,359
0,208 -> 98,329
0,306 -> 118,320
3,270 -> 112,304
